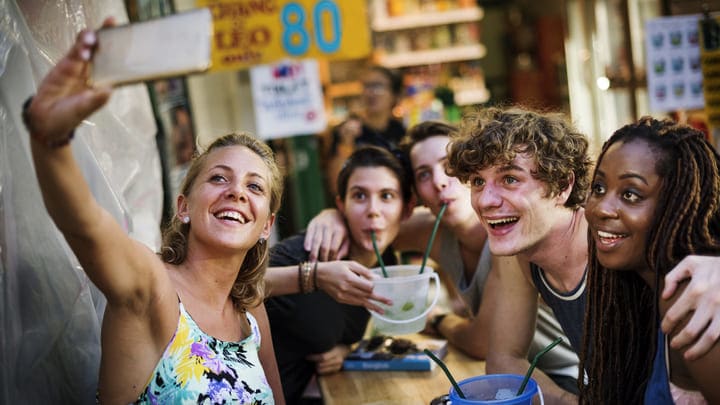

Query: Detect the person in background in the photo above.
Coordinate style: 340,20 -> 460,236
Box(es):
582,117 -> 720,403
23,21 -> 284,404
326,66 -> 406,196
265,146 -> 414,403
304,121 -> 581,393
445,106 -> 720,404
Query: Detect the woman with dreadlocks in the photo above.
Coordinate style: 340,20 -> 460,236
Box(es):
582,117 -> 720,404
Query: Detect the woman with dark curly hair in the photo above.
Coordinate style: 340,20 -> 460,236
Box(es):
583,117 -> 720,404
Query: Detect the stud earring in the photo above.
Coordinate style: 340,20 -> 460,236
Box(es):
182,216 -> 190,224
258,237 -> 266,245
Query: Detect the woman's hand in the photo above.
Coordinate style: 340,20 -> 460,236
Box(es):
337,118 -> 362,146
27,18 -> 115,145
315,261 -> 392,313
662,255 -> 720,360
303,208 -> 349,262
307,344 -> 351,375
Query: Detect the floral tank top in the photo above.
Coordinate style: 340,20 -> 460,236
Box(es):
135,302 -> 274,404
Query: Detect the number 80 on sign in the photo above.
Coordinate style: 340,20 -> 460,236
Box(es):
282,0 -> 342,55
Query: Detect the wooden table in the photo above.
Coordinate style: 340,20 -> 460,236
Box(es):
319,336 -> 486,405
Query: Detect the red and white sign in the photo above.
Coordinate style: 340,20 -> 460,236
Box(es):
250,59 -> 327,139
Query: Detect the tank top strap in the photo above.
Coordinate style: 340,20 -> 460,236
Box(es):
245,310 -> 261,347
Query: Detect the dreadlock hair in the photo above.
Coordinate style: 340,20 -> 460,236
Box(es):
446,106 -> 593,209
579,117 -> 720,404
160,133 -> 284,311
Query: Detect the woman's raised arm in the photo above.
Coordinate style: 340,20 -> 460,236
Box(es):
26,20 -> 165,306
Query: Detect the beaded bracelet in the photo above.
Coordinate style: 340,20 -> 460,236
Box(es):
22,96 -> 75,148
304,262 -> 314,293
298,261 -> 315,294
313,261 -> 319,290
297,262 -> 304,293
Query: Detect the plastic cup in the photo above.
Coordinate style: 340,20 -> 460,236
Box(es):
370,265 -> 439,335
449,374 -> 539,404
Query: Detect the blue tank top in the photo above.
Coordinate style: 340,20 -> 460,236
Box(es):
529,263 -> 586,354
644,328 -> 674,404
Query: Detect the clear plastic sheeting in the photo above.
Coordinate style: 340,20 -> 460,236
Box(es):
0,1 -> 162,403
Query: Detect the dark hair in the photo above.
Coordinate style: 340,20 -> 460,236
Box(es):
368,65 -> 403,98
580,117 -> 720,403
446,106 -> 593,209
160,133 -> 284,310
336,146 -> 412,203
399,120 -> 458,155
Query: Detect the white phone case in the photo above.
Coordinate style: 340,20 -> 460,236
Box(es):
91,8 -> 212,87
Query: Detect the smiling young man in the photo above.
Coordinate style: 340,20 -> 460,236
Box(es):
395,121 -> 579,388
446,107 -> 720,405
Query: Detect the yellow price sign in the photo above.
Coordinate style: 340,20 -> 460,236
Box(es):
196,0 -> 371,71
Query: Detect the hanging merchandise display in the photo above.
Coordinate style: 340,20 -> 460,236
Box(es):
645,14 -> 704,113
324,0 -> 489,126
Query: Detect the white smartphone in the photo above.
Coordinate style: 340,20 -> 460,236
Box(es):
91,8 -> 212,87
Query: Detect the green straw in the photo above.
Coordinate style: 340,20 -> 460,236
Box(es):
419,203 -> 447,274
424,349 -> 466,399
516,337 -> 563,396
371,230 -> 389,278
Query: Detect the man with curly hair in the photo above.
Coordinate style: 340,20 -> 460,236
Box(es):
446,106 -> 720,404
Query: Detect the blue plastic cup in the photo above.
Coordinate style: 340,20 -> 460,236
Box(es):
448,374 -> 539,404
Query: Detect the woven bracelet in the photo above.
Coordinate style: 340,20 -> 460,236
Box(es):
302,262 -> 313,293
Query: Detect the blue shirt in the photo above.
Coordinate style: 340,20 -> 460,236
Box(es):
644,328 -> 674,404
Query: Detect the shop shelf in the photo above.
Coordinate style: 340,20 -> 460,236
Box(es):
376,43 -> 487,68
372,7 -> 484,32
326,81 -> 363,98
